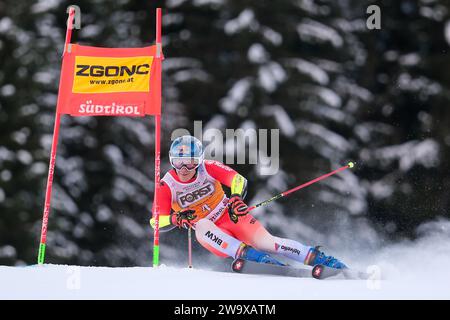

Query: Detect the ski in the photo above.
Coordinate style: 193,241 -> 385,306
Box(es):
231,258 -> 312,278
311,264 -> 342,279
231,259 -> 371,280
312,265 -> 372,280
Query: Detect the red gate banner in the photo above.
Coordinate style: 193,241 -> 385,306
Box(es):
57,44 -> 162,117
38,7 -> 164,266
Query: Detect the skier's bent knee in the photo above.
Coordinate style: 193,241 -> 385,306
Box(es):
194,218 -> 214,237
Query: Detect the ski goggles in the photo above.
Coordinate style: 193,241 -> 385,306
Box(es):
170,157 -> 201,170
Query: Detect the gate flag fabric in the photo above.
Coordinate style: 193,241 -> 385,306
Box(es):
37,7 -> 163,266
57,44 -> 162,117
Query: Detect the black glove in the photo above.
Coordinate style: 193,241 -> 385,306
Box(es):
227,194 -> 250,223
171,209 -> 197,229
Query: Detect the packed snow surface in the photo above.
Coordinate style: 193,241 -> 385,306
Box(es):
2,220 -> 449,299
0,261 -> 448,300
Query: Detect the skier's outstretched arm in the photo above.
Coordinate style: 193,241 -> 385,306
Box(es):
149,181 -> 198,231
149,181 -> 176,232
204,160 -> 247,198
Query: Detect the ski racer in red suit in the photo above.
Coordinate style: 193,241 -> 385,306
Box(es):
150,135 -> 346,269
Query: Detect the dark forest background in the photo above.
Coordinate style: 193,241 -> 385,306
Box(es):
0,0 -> 449,267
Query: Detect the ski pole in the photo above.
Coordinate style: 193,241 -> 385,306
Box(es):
247,162 -> 355,212
188,227 -> 193,268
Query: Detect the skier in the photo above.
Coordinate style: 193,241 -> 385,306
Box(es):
150,135 -> 347,270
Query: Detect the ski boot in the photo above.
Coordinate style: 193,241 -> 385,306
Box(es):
305,246 -> 348,279
305,246 -> 347,269
232,244 -> 285,272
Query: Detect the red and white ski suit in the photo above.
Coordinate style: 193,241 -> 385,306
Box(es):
154,160 -> 313,264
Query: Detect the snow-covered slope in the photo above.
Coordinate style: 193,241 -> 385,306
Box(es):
2,220 -> 449,300
0,262 -> 448,300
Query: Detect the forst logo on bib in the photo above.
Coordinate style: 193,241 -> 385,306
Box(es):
178,184 -> 214,206
72,56 -> 153,94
